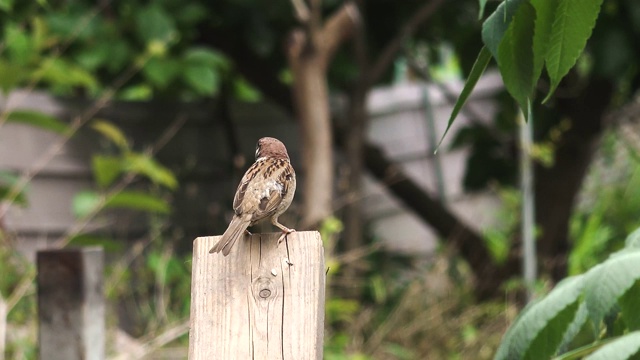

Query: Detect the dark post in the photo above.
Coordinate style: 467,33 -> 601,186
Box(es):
37,247 -> 105,360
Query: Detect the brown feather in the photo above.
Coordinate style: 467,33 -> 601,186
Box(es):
209,214 -> 252,256
209,137 -> 296,256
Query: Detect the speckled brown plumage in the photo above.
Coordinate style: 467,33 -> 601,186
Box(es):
209,137 -> 296,256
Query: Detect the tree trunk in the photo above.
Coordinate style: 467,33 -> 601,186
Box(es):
286,3 -> 359,229
290,49 -> 334,227
535,77 -> 614,281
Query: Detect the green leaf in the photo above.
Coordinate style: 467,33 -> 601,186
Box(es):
0,171 -> 27,206
625,227 -> 640,250
72,191 -> 101,218
558,302 -> 589,354
183,65 -> 219,96
0,59 -> 26,93
184,47 -> 228,69
481,0 -> 528,58
91,120 -> 129,150
437,46 -> 492,149
233,76 -> 262,102
584,252 -> 640,329
33,58 -> 98,93
543,0 -> 605,102
136,4 -> 177,44
483,229 -> 510,264
143,57 -> 181,89
118,84 -> 153,101
0,0 -> 15,11
92,155 -> 123,188
478,0 -> 488,19
105,191 -> 170,214
495,275 -> 585,360
584,332 -> 640,360
6,110 -> 69,134
531,0 -> 559,85
124,153 -> 178,190
496,2 -> 536,113
6,23 -> 35,64
619,280 -> 640,331
68,234 -> 124,252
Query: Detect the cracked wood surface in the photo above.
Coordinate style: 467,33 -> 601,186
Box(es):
188,231 -> 325,359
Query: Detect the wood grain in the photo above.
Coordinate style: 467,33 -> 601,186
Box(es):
188,231 -> 325,359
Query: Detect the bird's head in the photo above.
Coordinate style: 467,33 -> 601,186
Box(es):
255,137 -> 290,161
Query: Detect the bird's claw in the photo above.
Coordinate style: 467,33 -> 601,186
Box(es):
277,228 -> 296,245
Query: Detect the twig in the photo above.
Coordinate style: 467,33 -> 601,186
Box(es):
290,0 -> 310,23
0,50 -> 158,218
367,0 -> 445,87
140,320 -> 190,355
5,114 -> 187,314
0,0 -> 113,130
0,297 -> 6,360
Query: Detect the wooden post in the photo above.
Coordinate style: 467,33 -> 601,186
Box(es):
189,231 -> 325,359
37,247 -> 105,360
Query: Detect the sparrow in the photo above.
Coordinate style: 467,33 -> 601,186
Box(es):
209,137 -> 297,256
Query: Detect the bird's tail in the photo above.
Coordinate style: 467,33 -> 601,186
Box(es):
209,215 -> 251,256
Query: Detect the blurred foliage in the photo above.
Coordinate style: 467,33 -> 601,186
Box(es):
569,131 -> 640,275
482,187 -> 520,265
446,0 -> 640,192
1,0 -> 639,358
496,226 -> 640,360
0,0 -> 258,101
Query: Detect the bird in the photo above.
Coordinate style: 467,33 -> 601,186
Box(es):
209,137 -> 297,256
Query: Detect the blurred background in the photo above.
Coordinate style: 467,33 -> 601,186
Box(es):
1,0 -> 639,358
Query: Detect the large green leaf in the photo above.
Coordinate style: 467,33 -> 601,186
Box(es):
584,332 -> 640,360
481,0 -> 528,58
184,47 -> 228,69
68,234 -> 124,252
92,155 -> 123,189
0,0 -> 14,11
478,0 -> 488,19
106,191 -> 170,214
0,170 -> 27,206
0,59 -> 26,93
136,4 -> 177,44
143,57 -> 181,89
72,190 -> 170,217
496,2 -> 536,113
619,280 -> 640,331
183,64 -> 219,96
124,153 -> 178,190
72,190 -> 101,218
33,57 -> 98,93
5,22 -> 35,64
531,0 -> 559,85
543,0 -> 605,102
495,275 -> 585,360
557,302 -> 589,354
584,251 -> 640,329
624,227 -> 640,250
91,120 -> 129,150
437,46 -> 492,149
6,110 -> 70,134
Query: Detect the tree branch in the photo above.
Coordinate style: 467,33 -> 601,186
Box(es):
290,0 -> 310,23
360,142 -> 492,271
319,2 -> 360,67
367,0 -> 445,86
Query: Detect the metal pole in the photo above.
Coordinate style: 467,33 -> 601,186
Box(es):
519,105 -> 536,301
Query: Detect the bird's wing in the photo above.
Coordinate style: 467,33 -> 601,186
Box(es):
233,159 -> 294,222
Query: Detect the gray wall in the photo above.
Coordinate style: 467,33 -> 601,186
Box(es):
0,71 -> 503,259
